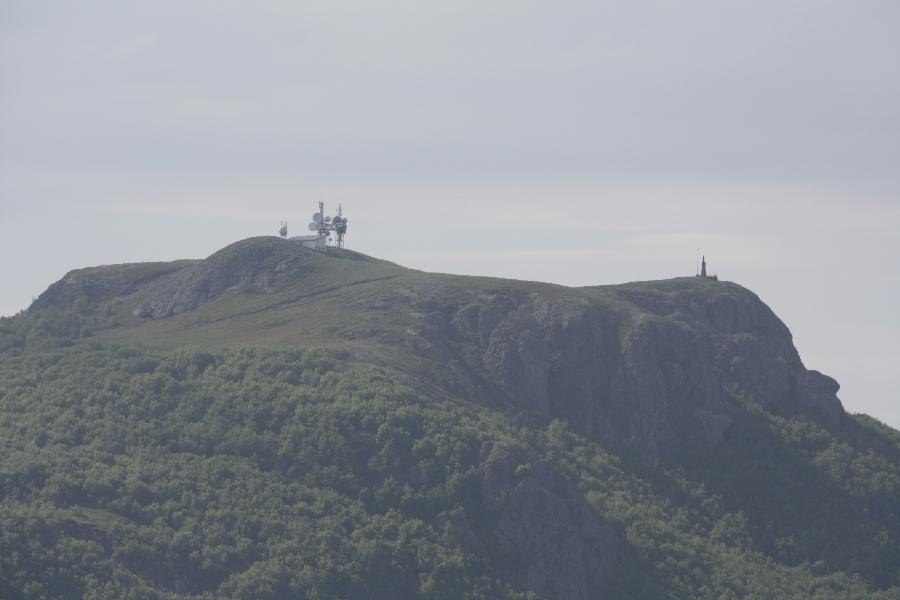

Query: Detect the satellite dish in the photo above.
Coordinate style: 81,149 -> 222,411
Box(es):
308,222 -> 318,231
333,216 -> 343,224
324,216 -> 331,223
313,213 -> 323,223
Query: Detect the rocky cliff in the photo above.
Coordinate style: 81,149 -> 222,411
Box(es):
429,277 -> 844,459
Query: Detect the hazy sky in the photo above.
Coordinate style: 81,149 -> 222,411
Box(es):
2,1 -> 898,427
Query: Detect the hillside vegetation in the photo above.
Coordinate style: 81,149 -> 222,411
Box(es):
1,238 -> 898,599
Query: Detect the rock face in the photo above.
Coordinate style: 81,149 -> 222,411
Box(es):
440,442 -> 623,599
32,237 -> 386,320
436,279 -> 845,459
30,261 -> 196,313
132,237 -> 318,318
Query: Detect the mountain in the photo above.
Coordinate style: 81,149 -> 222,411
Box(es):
2,237 -> 898,599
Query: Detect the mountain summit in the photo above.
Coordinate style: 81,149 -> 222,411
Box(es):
3,237 -> 898,599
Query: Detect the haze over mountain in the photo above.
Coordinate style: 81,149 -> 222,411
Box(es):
1,238 -> 897,599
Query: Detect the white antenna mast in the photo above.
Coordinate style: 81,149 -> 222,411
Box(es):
302,201 -> 349,252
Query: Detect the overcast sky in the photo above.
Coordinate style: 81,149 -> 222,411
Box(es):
1,1 -> 898,427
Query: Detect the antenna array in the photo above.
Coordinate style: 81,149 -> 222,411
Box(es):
304,201 -> 349,251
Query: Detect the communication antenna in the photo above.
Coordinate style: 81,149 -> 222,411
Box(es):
292,201 -> 350,252
333,203 -> 348,248
311,201 -> 328,252
696,244 -> 700,276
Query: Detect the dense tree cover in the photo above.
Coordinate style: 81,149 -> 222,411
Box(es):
672,397 -> 900,588
1,311 -> 898,599
0,343 -> 528,599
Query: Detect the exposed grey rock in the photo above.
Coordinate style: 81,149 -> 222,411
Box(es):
472,441 -> 623,600
134,237 -> 317,318
799,370 -> 843,423
483,306 -> 552,413
30,260 -> 196,313
445,278 -> 845,459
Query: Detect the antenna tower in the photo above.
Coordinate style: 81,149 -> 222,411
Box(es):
333,203 -> 347,248
305,201 -> 349,251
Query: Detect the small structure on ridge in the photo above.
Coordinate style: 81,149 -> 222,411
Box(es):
697,255 -> 718,281
281,202 -> 349,252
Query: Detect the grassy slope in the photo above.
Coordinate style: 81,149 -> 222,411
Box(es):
66,241 -> 657,354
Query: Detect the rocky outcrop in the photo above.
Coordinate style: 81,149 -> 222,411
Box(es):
798,370 -> 843,422
132,237 -> 318,318
442,279 -> 845,459
439,442 -> 623,599
30,261 -> 196,313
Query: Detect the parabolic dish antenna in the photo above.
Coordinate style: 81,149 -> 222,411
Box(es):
308,222 -> 318,231
313,213 -> 323,223
324,216 -> 331,223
